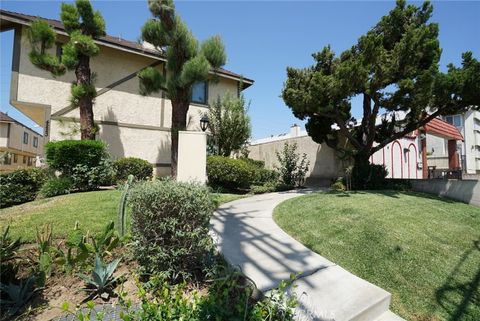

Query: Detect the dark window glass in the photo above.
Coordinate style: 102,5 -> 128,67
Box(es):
33,137 -> 38,148
191,81 -> 207,104
13,154 -> 17,163
23,132 -> 28,144
23,156 -> 26,164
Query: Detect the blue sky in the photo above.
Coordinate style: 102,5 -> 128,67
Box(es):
1,1 -> 479,139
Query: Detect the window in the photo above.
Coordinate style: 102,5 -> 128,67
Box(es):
22,155 -> 26,164
27,157 -> 33,166
33,136 -> 38,148
445,115 -> 463,127
191,81 -> 207,104
23,132 -> 28,144
3,154 -> 11,165
13,154 -> 17,163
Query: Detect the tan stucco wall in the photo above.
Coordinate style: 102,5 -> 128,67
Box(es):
248,135 -> 343,185
14,26 -> 241,174
0,122 -> 43,155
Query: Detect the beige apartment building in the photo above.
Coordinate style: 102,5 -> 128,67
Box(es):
0,112 -> 43,172
0,9 -> 253,175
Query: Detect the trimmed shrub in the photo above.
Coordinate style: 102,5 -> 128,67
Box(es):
45,140 -> 113,191
113,157 -> 153,182
45,140 -> 107,175
207,156 -> 255,190
39,177 -> 73,198
70,158 -> 115,191
330,179 -> 346,192
351,162 -> 388,190
130,179 -> 215,281
0,169 -> 49,208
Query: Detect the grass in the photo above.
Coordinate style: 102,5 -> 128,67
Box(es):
273,190 -> 480,321
0,190 -> 246,242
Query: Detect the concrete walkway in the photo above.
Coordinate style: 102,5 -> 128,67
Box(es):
211,190 -> 405,321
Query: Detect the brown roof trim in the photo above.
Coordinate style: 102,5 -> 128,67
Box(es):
0,111 -> 43,136
0,9 -> 254,88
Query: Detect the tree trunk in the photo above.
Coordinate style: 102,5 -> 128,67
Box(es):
75,55 -> 95,140
170,99 -> 189,178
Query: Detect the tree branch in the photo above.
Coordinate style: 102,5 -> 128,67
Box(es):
371,110 -> 442,154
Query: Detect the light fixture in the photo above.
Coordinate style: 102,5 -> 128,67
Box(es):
200,115 -> 209,132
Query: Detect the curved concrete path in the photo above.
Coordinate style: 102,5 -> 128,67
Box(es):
211,190 -> 405,321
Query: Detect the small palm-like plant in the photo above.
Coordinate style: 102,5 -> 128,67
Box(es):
78,255 -> 121,300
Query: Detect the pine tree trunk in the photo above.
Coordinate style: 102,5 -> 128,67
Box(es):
75,55 -> 95,140
170,99 -> 189,179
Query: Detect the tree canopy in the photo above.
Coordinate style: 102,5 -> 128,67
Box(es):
282,0 -> 480,164
28,0 -> 106,140
138,0 -> 227,177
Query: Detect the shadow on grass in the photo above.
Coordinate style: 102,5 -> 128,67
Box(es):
435,240 -> 480,321
328,189 -> 463,204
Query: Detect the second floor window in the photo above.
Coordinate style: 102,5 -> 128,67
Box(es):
23,132 -> 29,144
445,115 -> 463,128
33,137 -> 38,148
191,81 -> 207,105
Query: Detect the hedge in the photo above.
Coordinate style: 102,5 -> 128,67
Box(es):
0,168 -> 49,208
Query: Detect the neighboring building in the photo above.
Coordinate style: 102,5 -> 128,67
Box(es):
0,9 -> 253,175
0,112 -> 43,172
249,119 -> 463,185
427,111 -> 480,175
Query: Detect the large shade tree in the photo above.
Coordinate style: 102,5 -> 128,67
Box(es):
138,0 -> 227,177
28,0 -> 105,140
282,0 -> 480,168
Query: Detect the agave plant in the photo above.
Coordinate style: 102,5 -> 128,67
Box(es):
0,276 -> 40,318
78,255 -> 121,300
0,225 -> 21,263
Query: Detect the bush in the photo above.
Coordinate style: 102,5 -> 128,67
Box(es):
129,179 -> 215,281
351,162 -> 388,190
207,156 -> 255,190
330,179 -> 346,192
70,158 -> 115,191
39,177 -> 73,198
276,142 -> 310,188
250,182 -> 278,194
45,140 -> 107,175
113,157 -> 153,182
45,140 -> 114,191
0,169 -> 49,208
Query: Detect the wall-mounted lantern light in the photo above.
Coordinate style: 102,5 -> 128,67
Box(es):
200,115 -> 209,132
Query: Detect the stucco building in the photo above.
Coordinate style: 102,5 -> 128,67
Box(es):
427,111 -> 480,175
0,9 -> 253,175
249,119 -> 463,185
0,112 -> 43,172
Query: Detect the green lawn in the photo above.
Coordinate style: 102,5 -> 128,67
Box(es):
0,190 -> 245,242
273,191 -> 480,321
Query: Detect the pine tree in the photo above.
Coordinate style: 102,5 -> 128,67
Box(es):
282,0 -> 479,169
28,0 -> 106,140
138,0 -> 227,178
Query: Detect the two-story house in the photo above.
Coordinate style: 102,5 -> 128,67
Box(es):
427,110 -> 480,175
0,9 -> 253,175
0,111 -> 43,172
